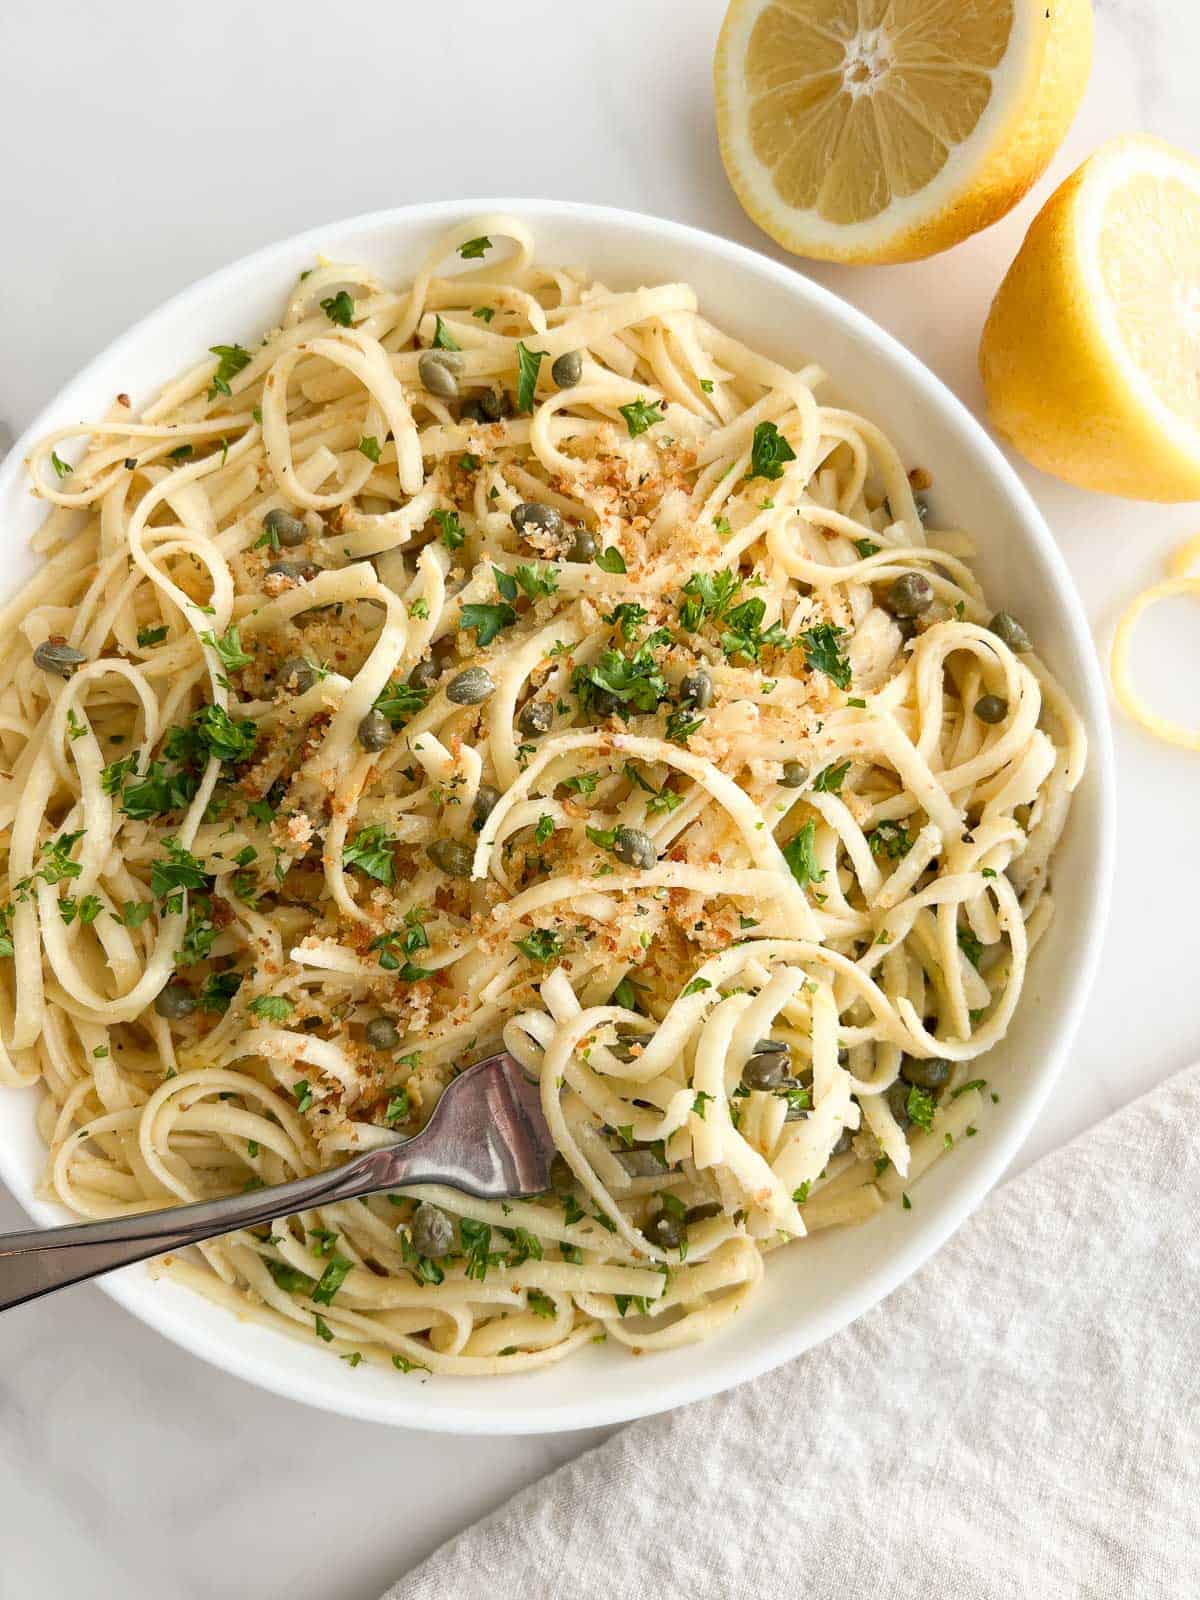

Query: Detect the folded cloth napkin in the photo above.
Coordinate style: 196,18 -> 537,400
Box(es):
390,1065 -> 1200,1599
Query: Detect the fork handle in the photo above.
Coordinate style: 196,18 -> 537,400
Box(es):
0,1147 -> 396,1313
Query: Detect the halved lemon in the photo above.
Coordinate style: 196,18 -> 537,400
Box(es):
981,134 -> 1200,501
714,0 -> 1093,263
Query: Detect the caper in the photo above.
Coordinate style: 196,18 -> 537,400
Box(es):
549,1153 -> 575,1194
263,507 -> 307,547
408,656 -> 440,693
566,527 -> 597,563
831,1127 -> 854,1156
154,983 -> 196,1020
478,388 -> 510,422
884,573 -> 934,618
551,350 -> 583,388
895,616 -> 919,643
616,1147 -> 669,1179
679,670 -> 713,710
266,560 -> 318,582
644,1207 -> 683,1251
418,351 -> 460,399
886,1078 -> 912,1128
780,761 -> 807,788
410,1201 -> 455,1260
510,501 -> 563,540
278,656 -> 316,694
364,1015 -> 399,1051
357,709 -> 392,751
742,1050 -> 790,1090
33,640 -> 87,679
989,611 -> 1031,652
974,693 -> 1008,725
518,699 -> 553,737
446,666 -> 495,706
427,837 -> 474,877
472,783 -> 500,831
900,1055 -> 951,1091
685,1201 -> 722,1224
753,1037 -> 789,1055
613,827 -> 656,869
588,687 -> 622,718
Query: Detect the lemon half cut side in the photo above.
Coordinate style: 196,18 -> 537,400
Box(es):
715,0 -> 1093,264
981,135 -> 1200,502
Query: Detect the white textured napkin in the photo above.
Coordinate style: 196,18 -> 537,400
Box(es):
390,1065 -> 1200,1599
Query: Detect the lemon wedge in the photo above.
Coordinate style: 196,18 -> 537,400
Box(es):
981,134 -> 1200,500
714,0 -> 1093,263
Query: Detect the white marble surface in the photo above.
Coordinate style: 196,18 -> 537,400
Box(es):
0,2 -> 1197,1595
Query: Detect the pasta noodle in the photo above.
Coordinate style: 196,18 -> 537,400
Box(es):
0,217 -> 1085,1376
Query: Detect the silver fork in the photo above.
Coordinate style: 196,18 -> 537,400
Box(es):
0,1053 -> 555,1313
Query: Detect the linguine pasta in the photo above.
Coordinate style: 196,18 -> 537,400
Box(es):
0,217 -> 1085,1376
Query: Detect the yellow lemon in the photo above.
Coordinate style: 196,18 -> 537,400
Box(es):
714,0 -> 1093,264
981,134 -> 1200,501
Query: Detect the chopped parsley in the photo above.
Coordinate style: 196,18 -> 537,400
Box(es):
357,435 -> 382,463
50,450 -> 73,480
207,343 -> 251,400
343,825 -> 397,884
783,819 -> 825,889
681,976 -> 712,998
199,625 -> 252,672
458,235 -> 492,259
594,545 -> 627,575
515,341 -> 546,412
618,398 -> 663,437
812,759 -> 851,793
460,600 -> 516,647
311,1254 -> 352,1305
906,1085 -> 936,1132
514,928 -> 562,964
248,995 -> 294,1022
320,290 -> 355,326
799,623 -> 851,690
431,507 -> 465,550
431,315 -> 461,351
868,820 -> 912,860
748,420 -> 796,481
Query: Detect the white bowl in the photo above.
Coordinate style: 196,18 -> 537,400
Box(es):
0,199 -> 1115,1433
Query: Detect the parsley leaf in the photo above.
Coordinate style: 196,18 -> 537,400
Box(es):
594,546 -> 627,574
343,825 -> 397,884
431,508 -> 465,550
199,625 -> 252,672
207,343 -> 251,400
618,398 -> 663,437
249,994 -> 294,1022
748,420 -> 796,481
460,601 -> 516,647
458,235 -> 492,259
514,928 -> 562,964
572,646 -> 668,718
800,623 -> 852,690
681,976 -> 711,997
812,759 -> 851,793
534,814 -> 555,845
431,315 -> 460,351
957,928 -> 984,968
137,624 -> 168,648
513,562 -> 558,600
515,341 -> 546,413
782,819 -> 825,888
50,450 -> 73,480
868,821 -> 912,860
311,1254 -> 352,1304
320,290 -> 354,327
373,679 -> 428,727
679,569 -> 741,631
357,435 -> 382,463
150,838 -> 207,900
906,1085 -> 936,1131
527,1289 -> 556,1320
460,1217 -> 495,1282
